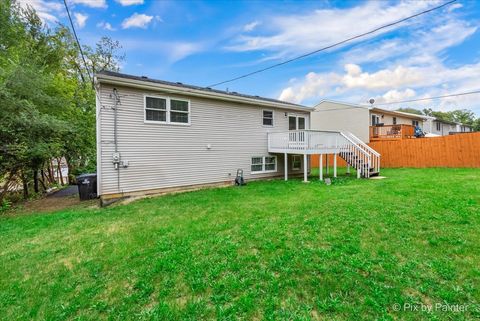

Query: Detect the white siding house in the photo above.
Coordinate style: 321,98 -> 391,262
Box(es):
95,71 -> 312,203
311,100 -> 427,143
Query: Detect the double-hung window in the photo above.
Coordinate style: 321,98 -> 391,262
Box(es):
251,156 -> 277,174
263,110 -> 274,126
436,122 -> 441,131
145,95 -> 190,125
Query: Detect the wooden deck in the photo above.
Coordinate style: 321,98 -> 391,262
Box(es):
370,124 -> 415,141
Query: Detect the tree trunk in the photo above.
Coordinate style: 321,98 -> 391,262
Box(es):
22,172 -> 29,200
57,157 -> 64,185
48,160 -> 55,183
33,169 -> 39,193
0,170 -> 16,204
65,157 -> 75,185
39,170 -> 47,191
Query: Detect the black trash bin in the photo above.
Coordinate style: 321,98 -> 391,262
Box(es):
77,173 -> 97,201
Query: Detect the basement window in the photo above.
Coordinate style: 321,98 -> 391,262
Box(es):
251,156 -> 277,174
292,155 -> 301,170
144,95 -> 190,125
263,110 -> 274,126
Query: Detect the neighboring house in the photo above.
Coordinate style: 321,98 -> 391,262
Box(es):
95,71 -> 313,203
311,100 -> 427,142
423,117 -> 474,136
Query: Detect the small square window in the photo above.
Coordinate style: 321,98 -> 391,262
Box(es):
263,110 -> 274,126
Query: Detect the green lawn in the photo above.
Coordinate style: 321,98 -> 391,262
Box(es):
1,168 -> 479,320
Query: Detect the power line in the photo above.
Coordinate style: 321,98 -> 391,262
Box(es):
373,89 -> 480,106
207,0 -> 457,88
313,89 -> 480,113
62,0 -> 93,85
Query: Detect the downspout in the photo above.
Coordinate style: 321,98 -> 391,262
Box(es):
112,88 -> 121,192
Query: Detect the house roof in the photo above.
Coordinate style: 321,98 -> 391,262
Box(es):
96,70 -> 312,111
371,107 -> 428,121
315,100 -> 427,120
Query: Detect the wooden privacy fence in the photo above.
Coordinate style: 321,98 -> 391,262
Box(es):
368,132 -> 480,168
311,132 -> 480,168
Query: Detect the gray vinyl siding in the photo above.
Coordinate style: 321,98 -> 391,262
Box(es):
98,84 -> 309,195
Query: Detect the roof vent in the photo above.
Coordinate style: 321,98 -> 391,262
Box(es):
176,82 -> 183,85
141,76 -> 148,79
232,91 -> 238,94
206,87 -> 212,90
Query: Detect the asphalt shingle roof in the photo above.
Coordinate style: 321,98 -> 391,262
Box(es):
97,70 -> 308,109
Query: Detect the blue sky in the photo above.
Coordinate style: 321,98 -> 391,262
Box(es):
22,0 -> 480,115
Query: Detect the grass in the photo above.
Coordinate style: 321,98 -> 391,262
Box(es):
1,168 -> 479,320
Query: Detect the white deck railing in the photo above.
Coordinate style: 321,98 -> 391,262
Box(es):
268,130 -> 380,178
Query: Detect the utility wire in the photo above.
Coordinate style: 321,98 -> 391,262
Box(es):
62,0 -> 93,85
313,89 -> 480,113
207,0 -> 457,88
373,89 -> 480,106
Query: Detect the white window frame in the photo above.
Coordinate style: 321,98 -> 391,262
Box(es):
251,156 -> 277,174
436,122 -> 441,131
262,109 -> 274,127
292,155 -> 301,170
144,94 -> 191,126
288,114 -> 308,130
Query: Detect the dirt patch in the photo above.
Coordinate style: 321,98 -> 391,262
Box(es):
6,193 -> 98,216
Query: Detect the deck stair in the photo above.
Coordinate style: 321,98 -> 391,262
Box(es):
339,132 -> 381,178
268,130 -> 381,178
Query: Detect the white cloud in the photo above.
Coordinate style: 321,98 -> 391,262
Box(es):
17,0 -> 63,23
97,21 -> 116,31
70,0 -> 107,8
243,21 -> 261,32
227,1 -> 433,57
379,89 -> 416,104
121,39 -> 205,63
343,19 -> 477,65
121,13 -> 154,29
115,0 -> 144,5
74,13 -> 88,29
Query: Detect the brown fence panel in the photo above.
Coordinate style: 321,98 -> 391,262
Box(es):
367,132 -> 480,168
310,133 -> 480,168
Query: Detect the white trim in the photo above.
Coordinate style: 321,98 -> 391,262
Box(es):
262,109 -> 274,127
251,156 -> 277,174
144,94 -> 191,126
95,83 -> 102,196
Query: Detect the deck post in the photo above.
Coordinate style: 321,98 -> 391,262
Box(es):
284,153 -> 288,181
333,153 -> 337,178
319,154 -> 323,181
326,154 -> 329,175
303,154 -> 308,182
